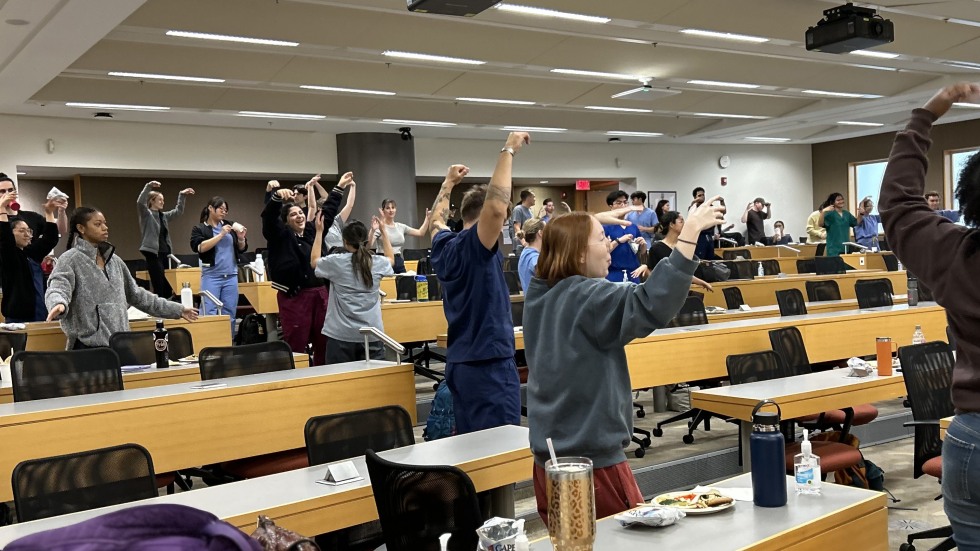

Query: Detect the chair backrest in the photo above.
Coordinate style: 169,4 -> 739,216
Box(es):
0,332 -> 27,362
947,326 -> 956,352
109,328 -> 195,366
11,349 -> 123,403
722,287 -> 744,310
503,271 -> 522,295
722,249 -> 751,260
753,259 -> 779,275
402,248 -> 429,261
775,289 -> 807,316
795,259 -> 815,274
305,406 -> 414,466
365,450 -> 483,551
725,261 -> 755,281
670,296 -> 708,327
855,279 -> 893,309
815,243 -> 826,257
395,275 -> 417,301
898,341 -> 955,479
174,253 -> 199,267
197,341 -> 294,381
511,300 -> 524,327
726,350 -> 792,385
501,256 -> 519,272
882,254 -> 898,271
12,443 -> 158,522
805,280 -> 841,302
427,274 -> 443,301
813,256 -> 846,275
416,256 -> 435,276
768,326 -> 812,376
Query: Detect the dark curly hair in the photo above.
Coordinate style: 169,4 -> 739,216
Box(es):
954,150 -> 980,227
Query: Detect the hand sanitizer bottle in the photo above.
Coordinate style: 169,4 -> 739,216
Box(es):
794,429 -> 821,495
757,262 -> 765,277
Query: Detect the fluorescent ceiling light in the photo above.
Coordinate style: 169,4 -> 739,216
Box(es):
300,85 -> 394,96
837,121 -> 884,127
947,18 -> 980,28
502,125 -> 566,133
66,102 -> 170,111
585,106 -> 652,113
539,180 -> 549,183
383,50 -> 485,65
382,119 -> 457,127
456,97 -> 535,105
849,50 -> 900,60
680,28 -> 769,43
802,89 -> 881,99
237,111 -> 325,120
953,102 -> 980,108
16,172 -> 26,176
615,38 -> 650,45
690,112 -> 769,119
108,71 -> 225,83
166,30 -> 298,47
853,64 -> 899,72
687,79 -> 760,89
606,131 -> 663,137
494,3 -> 610,24
944,61 -> 980,70
744,137 -> 791,142
551,68 -> 644,80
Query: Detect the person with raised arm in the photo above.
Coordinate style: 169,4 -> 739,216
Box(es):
190,196 -> 248,336
524,198 -> 726,522
879,82 -> 980,549
818,192 -> 862,256
0,190 -> 60,322
428,132 -> 528,433
0,173 -> 68,245
741,197 -> 771,245
376,198 -> 431,273
45,207 -> 197,349
137,180 -> 194,298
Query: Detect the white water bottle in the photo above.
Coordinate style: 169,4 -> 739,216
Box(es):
254,253 -> 266,282
180,282 -> 193,309
912,324 -> 926,345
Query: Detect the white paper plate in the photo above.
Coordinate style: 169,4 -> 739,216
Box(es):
651,490 -> 735,515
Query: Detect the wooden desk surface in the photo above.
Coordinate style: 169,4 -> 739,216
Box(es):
705,295 -> 907,322
238,281 -> 278,314
700,271 -> 906,308
136,267 -> 202,294
382,295 -> 523,344
533,473 -> 887,551
941,416 -> 952,440
716,244 -> 820,259
0,360 -> 415,502
690,370 -> 906,421
0,425 -> 532,546
14,315 -> 231,354
722,252 -> 893,275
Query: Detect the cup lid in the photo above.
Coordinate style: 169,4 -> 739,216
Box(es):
753,410 -> 779,425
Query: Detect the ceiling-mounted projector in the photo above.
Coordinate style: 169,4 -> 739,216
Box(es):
407,0 -> 499,17
805,2 -> 894,54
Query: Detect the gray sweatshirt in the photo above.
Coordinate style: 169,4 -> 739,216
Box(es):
524,248 -> 698,468
137,182 -> 186,254
45,238 -> 184,349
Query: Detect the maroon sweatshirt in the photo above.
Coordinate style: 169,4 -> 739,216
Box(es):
879,108 -> 979,413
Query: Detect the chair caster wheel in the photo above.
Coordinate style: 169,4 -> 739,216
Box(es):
683,434 -> 695,444
637,410 -> 645,418
642,438 -> 652,447
634,447 -> 645,458
899,543 -> 914,551
652,428 -> 663,438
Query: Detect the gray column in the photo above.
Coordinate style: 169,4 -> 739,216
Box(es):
336,133 -> 418,231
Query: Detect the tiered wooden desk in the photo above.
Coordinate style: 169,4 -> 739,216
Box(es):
723,252 -> 894,275
716,244 -> 820,259
10,315 -> 231,353
135,267 -> 202,294
700,271 -> 907,308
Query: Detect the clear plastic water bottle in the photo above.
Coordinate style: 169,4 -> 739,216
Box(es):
871,236 -> 879,253
912,324 -> 926,345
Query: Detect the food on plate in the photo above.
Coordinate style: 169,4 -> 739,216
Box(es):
654,490 -> 733,509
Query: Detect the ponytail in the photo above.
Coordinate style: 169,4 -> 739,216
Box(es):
342,221 -> 373,287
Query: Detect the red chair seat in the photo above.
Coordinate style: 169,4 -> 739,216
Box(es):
784,441 -> 862,473
155,472 -> 176,489
221,448 -> 309,479
818,404 -> 879,426
922,456 -> 943,479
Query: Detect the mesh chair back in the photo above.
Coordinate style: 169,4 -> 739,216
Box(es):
855,279 -> 893,309
403,249 -> 429,261
416,257 -> 435,275
198,341 -> 294,381
805,280 -> 841,302
726,350 -> 792,385
174,254 -> 199,267
365,450 -> 482,551
109,328 -> 195,366
511,300 -> 524,327
796,259 -> 815,274
768,327 -> 812,376
815,243 -> 826,256
427,274 -> 443,301
305,406 -> 414,466
726,261 -> 754,280
503,271 -> 522,295
753,259 -> 780,275
814,256 -> 846,275
898,341 -> 955,479
723,287 -> 744,310
0,332 -> 27,362
501,257 -> 519,272
882,254 -> 899,271
670,296 -> 708,327
11,349 -> 123,403
395,276 -> 417,301
722,249 -> 751,260
775,289 -> 807,316
12,443 -> 158,522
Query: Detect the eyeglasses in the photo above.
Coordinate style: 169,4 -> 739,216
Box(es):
13,228 -> 32,235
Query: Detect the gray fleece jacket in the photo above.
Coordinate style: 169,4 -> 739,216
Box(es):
45,238 -> 184,348
524,248 -> 698,468
137,182 -> 186,254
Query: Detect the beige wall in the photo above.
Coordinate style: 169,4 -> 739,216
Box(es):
812,117 -> 980,209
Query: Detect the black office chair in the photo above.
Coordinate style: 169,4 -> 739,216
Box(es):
305,406 -> 415,551
724,260 -> 754,280
669,296 -> 708,327
198,341 -> 294,381
395,275 -> 418,301
775,289 -> 807,316
402,248 -> 429,262
814,256 -> 846,275
795,259 -> 815,274
805,280 -> 841,302
855,279 -> 893,309
416,256 -> 436,276
366,450 -> 484,551
947,326 -> 956,352
815,243 -> 827,256
503,271 -> 522,295
109,328 -> 194,366
12,443 -> 159,522
723,287 -> 745,310
10,349 -> 123,403
174,253 -> 199,267
882,254 -> 899,271
392,273 -> 447,384
0,332 -> 27,365
722,249 -> 751,260
898,341 -> 956,551
752,259 -> 779,276
501,256 -> 519,272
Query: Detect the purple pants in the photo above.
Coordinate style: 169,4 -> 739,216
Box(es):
276,286 -> 328,366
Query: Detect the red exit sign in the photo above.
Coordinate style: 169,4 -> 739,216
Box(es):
575,180 -> 591,190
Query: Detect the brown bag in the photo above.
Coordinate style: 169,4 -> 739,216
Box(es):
250,516 -> 320,551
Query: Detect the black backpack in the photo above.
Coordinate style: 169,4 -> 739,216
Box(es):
235,313 -> 267,345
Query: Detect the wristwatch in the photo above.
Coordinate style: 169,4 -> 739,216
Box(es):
501,146 -> 516,156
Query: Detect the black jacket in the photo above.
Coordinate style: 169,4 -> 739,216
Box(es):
262,186 -> 343,296
1,220 -> 59,320
190,220 -> 248,267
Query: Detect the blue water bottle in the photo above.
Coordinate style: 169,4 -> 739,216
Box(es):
750,399 -> 787,508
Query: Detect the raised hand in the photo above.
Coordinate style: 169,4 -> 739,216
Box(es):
275,188 -> 295,202
924,82 -> 980,118
338,172 -> 355,188
180,188 -> 195,195
504,132 -> 530,154
371,215 -> 383,233
687,195 -> 727,232
314,210 -> 325,233
148,181 -> 162,188
0,191 -> 18,209
445,164 -> 470,186
307,174 -> 321,186
266,180 -> 280,192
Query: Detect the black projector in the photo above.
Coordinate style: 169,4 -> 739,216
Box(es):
805,3 -> 894,54
407,0 -> 499,17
